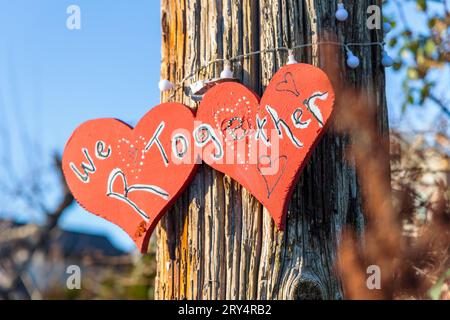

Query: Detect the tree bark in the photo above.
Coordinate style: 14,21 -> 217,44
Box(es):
154,0 -> 388,300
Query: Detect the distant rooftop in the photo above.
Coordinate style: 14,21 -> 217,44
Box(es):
0,219 -> 127,257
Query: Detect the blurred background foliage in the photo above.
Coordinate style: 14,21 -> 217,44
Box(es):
45,248 -> 156,300
385,0 -> 449,116
336,0 -> 449,299
0,0 -> 448,300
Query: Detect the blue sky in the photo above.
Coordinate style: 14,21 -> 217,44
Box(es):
0,1 -> 161,251
0,1 -> 448,252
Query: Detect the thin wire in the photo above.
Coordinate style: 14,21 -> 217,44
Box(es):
167,40 -> 385,99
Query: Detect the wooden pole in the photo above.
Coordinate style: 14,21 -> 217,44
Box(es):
155,0 -> 388,300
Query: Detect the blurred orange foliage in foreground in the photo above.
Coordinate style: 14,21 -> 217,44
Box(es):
334,87 -> 449,300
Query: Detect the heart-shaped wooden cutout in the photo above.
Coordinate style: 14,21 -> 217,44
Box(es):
196,63 -> 335,229
62,103 -> 198,252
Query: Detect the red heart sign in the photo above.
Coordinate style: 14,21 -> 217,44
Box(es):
62,103 -> 198,252
195,63 -> 335,229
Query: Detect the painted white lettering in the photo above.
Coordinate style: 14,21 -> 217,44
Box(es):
70,148 -> 96,183
266,105 -> 303,148
193,124 -> 224,160
145,122 -> 169,166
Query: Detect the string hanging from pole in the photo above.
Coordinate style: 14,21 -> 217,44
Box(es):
159,40 -> 393,99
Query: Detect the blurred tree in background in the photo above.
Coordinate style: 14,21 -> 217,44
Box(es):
336,0 -> 449,299
385,0 -> 449,117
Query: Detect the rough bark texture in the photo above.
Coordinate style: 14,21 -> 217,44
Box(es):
154,0 -> 388,300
